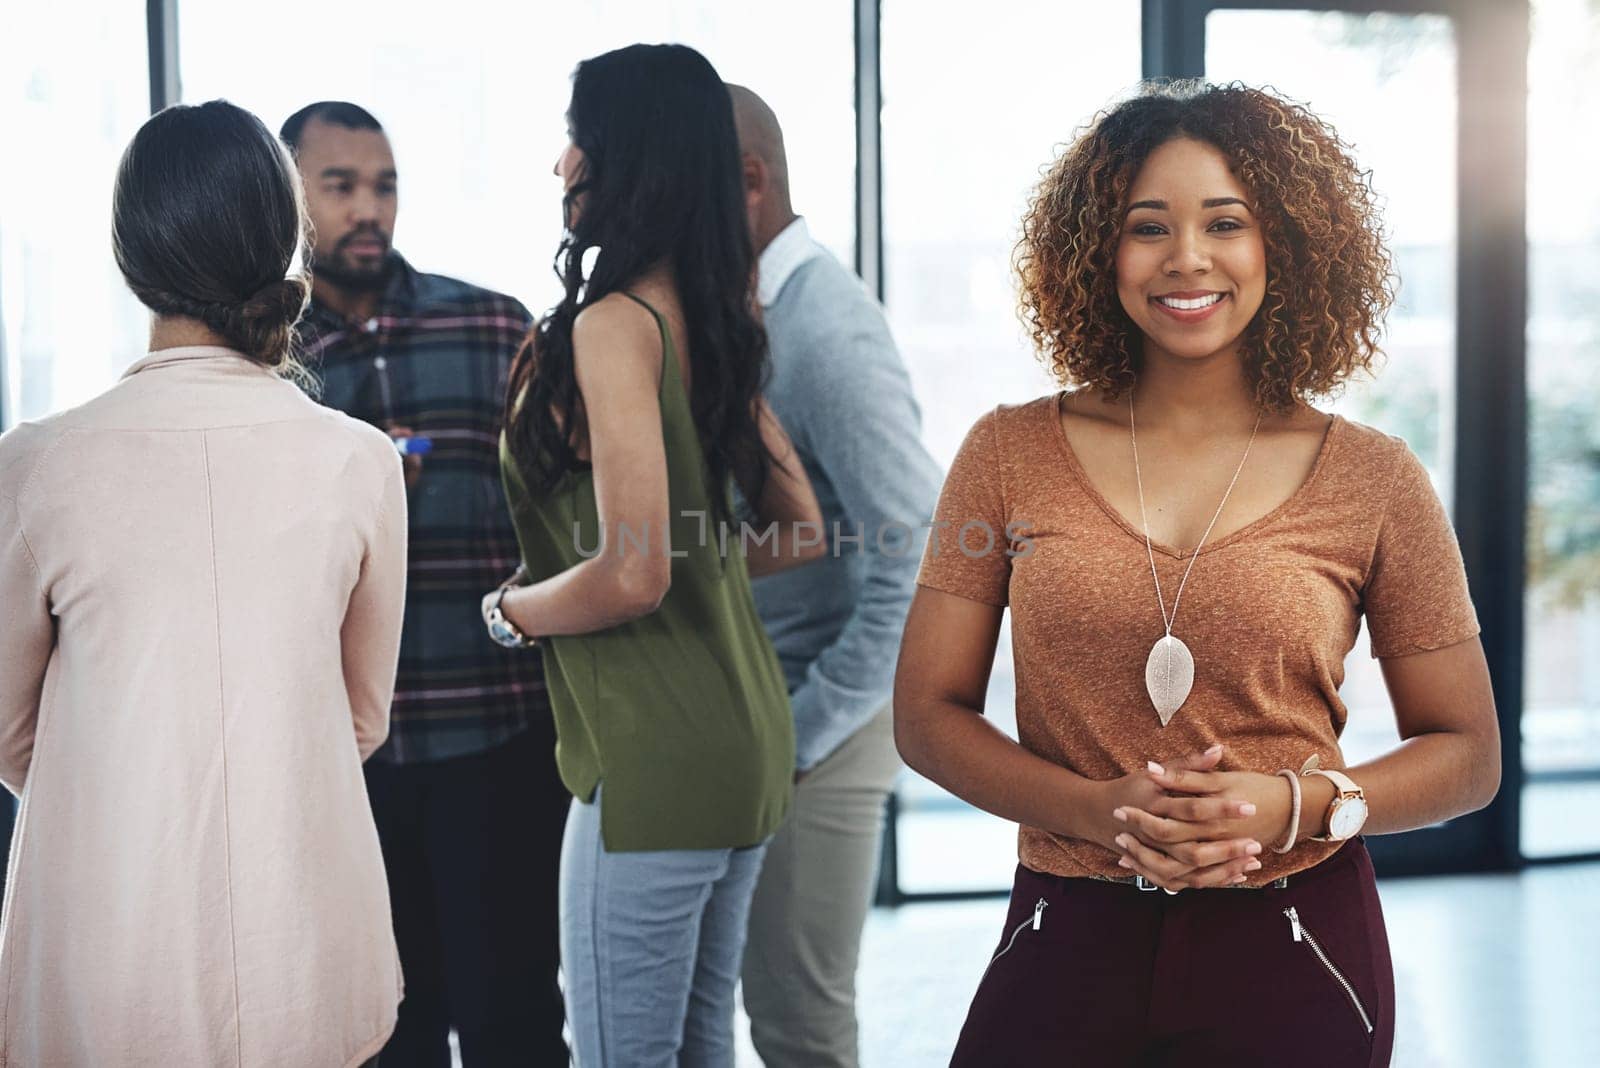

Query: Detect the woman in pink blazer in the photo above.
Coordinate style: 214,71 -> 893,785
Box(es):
0,101 -> 406,1066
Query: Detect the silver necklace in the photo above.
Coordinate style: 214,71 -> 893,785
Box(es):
1130,394 -> 1262,727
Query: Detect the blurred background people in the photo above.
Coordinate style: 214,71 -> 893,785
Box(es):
0,100 -> 404,1067
281,101 -> 568,1067
728,83 -> 941,1068
492,43 -> 823,1068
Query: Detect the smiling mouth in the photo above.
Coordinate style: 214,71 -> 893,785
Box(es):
1153,292 -> 1226,310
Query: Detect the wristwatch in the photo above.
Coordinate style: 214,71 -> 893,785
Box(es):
1300,755 -> 1368,842
485,585 -> 538,649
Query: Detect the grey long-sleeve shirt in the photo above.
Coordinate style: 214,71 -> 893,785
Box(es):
751,219 -> 943,770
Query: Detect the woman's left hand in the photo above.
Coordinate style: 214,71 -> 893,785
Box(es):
1112,767 -> 1294,889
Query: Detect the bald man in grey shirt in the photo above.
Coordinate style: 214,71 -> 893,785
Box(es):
729,85 -> 943,1068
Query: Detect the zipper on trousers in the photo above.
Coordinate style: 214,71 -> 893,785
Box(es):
979,898 -> 1048,985
1283,906 -> 1374,1035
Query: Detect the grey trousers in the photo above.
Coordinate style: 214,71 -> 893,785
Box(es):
740,704 -> 903,1068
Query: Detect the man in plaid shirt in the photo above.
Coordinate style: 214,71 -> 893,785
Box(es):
283,102 -> 567,1067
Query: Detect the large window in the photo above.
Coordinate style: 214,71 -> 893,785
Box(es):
880,0 -> 1142,894
0,2 -> 150,426
179,1 -> 855,314
1204,10 -> 1459,782
1523,0 -> 1600,859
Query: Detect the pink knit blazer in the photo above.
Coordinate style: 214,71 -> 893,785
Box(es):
0,346 -> 406,1066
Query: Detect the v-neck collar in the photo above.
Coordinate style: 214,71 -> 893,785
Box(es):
1049,392 -> 1342,560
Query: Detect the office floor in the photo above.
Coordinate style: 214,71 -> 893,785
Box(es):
732,860 -> 1600,1067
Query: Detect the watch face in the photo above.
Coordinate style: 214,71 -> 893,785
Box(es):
1329,796 -> 1369,839
488,619 -> 524,649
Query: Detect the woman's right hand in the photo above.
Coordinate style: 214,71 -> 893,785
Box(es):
1086,745 -> 1264,888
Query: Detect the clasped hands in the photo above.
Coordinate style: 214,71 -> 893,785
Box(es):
1092,744 -> 1292,891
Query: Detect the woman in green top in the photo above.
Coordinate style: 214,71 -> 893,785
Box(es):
484,44 -> 823,1067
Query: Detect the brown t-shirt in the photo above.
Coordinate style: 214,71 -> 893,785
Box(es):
915,394 -> 1481,883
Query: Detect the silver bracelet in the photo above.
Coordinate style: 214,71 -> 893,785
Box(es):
1272,768 -> 1302,854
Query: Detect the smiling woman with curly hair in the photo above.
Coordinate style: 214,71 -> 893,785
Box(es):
1017,81 -> 1395,409
894,81 -> 1499,1066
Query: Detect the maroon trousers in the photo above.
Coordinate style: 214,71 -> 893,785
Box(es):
951,839 -> 1394,1067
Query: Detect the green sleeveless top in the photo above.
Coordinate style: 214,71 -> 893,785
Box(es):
499,293 -> 794,851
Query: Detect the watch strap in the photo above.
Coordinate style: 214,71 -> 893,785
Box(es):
1300,764 -> 1365,842
1307,767 -> 1362,798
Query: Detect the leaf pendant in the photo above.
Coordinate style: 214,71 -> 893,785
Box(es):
1144,634 -> 1194,728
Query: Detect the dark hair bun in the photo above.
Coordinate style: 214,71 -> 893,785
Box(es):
227,275 -> 311,367
122,274 -> 310,369
113,101 -> 311,371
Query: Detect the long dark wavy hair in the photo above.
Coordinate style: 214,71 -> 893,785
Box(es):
505,44 -> 770,516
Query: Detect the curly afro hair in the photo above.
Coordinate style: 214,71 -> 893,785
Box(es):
1015,81 -> 1396,412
